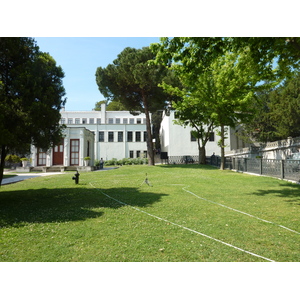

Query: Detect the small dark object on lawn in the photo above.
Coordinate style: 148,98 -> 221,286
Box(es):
72,170 -> 80,184
140,173 -> 153,187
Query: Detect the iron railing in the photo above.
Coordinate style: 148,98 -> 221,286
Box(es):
162,155 -> 300,182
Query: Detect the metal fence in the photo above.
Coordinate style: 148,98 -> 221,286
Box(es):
164,155 -> 300,182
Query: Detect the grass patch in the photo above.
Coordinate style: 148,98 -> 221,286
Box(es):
0,164 -> 299,261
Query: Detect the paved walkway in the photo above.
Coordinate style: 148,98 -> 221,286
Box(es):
2,172 -> 65,185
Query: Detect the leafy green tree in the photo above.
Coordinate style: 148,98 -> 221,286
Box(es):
153,37 -> 300,169
237,79 -> 300,145
153,37 -> 300,81
269,72 -> 300,139
161,72 -> 216,164
0,38 -> 66,185
95,46 -> 178,165
239,72 -> 300,143
158,46 -> 261,169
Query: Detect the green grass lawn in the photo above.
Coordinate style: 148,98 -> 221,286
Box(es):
0,164 -> 299,262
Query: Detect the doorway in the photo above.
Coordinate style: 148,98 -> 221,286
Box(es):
53,139 -> 64,165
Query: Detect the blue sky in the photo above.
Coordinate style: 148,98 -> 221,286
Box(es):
34,37 -> 160,111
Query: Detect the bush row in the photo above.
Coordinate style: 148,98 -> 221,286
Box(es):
104,157 -> 148,166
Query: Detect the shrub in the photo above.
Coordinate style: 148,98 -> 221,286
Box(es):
5,155 -> 21,164
94,159 -> 100,167
105,158 -> 118,166
103,157 -> 148,166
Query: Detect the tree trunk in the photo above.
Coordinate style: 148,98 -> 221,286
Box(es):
197,138 -> 206,165
0,145 -> 7,186
142,95 -> 155,166
220,125 -> 225,170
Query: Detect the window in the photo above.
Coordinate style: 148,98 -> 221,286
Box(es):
68,118 -> 73,124
97,118 -> 101,124
75,118 -> 80,124
144,131 -> 147,142
82,118 -> 87,124
137,118 -> 141,124
108,132 -> 114,142
136,132 -> 141,142
129,118 -> 134,124
127,131 -> 133,142
89,118 -> 94,124
129,150 -> 134,158
61,118 -> 65,124
116,118 -> 120,124
118,132 -> 123,142
37,148 -> 46,166
99,131 -> 104,142
143,151 -> 147,158
137,150 -> 140,158
108,118 -> 113,124
209,132 -> 215,141
70,139 -> 79,166
123,118 -> 128,124
191,132 -> 197,142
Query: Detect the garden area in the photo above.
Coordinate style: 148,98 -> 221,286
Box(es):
0,164 -> 299,262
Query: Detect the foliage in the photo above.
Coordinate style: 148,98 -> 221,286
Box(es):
152,37 -> 300,81
0,37 -> 66,185
104,157 -> 148,166
156,42 -> 262,169
95,46 -> 180,165
94,99 -> 128,111
5,154 -> 21,164
240,72 -> 300,142
151,37 -> 300,165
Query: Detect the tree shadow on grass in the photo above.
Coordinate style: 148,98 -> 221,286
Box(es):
0,186 -> 167,228
251,182 -> 300,206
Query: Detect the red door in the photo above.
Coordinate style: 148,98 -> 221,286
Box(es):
53,139 -> 64,165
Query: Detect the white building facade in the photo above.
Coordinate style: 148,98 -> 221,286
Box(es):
30,127 -> 95,168
159,110 -> 245,158
30,103 -> 148,168
60,103 -> 148,162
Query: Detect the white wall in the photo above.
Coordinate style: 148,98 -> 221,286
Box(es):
160,111 -> 232,157
60,104 -> 148,161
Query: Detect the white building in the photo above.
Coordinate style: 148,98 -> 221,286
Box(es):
159,110 -> 245,158
30,127 -> 95,168
30,103 -> 148,168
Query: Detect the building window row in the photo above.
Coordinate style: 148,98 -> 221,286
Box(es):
99,131 -> 147,143
61,117 -> 146,125
129,150 -> 148,158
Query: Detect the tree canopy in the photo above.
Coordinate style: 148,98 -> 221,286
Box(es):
241,72 -> 300,143
0,37 -> 66,185
95,46 -> 179,165
152,37 -> 300,80
154,39 -> 263,169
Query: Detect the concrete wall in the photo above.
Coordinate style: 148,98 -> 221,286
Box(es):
159,110 -> 233,157
60,104 -> 148,161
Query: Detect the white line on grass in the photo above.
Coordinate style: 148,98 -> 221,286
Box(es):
89,182 -> 275,262
183,187 -> 300,235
